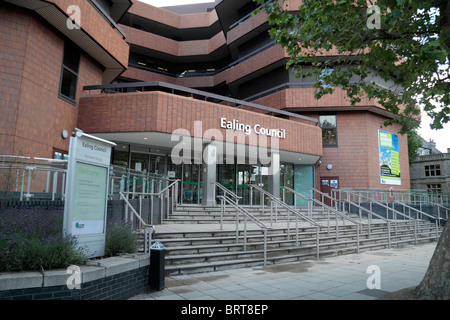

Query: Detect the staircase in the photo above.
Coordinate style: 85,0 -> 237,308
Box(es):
148,203 -> 442,276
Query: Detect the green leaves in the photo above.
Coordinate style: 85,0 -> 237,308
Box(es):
254,0 -> 449,132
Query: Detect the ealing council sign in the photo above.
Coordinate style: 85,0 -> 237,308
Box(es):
63,129 -> 116,258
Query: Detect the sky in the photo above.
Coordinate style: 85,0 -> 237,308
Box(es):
418,109 -> 450,153
138,1 -> 450,153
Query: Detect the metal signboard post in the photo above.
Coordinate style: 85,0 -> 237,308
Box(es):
63,129 -> 116,258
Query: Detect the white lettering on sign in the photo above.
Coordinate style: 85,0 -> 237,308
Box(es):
220,118 -> 286,139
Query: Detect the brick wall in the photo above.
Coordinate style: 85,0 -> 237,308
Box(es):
78,91 -> 323,157
0,262 -> 149,300
309,111 -> 410,191
0,3 -> 103,159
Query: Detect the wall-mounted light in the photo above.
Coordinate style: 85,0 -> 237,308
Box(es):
326,164 -> 333,170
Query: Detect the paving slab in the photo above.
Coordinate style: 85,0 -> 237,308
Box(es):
130,242 -> 437,301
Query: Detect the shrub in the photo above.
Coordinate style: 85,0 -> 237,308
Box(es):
0,207 -> 87,272
104,219 -> 138,257
0,207 -> 139,272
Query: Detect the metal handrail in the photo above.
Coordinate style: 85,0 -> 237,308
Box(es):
433,203 -> 450,222
310,187 -> 407,248
118,192 -> 155,253
252,184 -> 320,227
337,189 -> 438,223
336,188 -> 449,207
318,188 -> 443,245
283,186 -> 361,253
337,190 -> 442,241
284,186 -> 361,225
217,194 -> 271,267
213,181 -> 241,203
249,184 -> 321,258
121,179 -> 180,224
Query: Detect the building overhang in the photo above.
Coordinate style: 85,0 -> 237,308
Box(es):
6,0 -> 129,83
91,131 -> 321,166
78,86 -> 323,160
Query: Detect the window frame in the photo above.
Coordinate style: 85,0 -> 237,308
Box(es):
426,183 -> 442,193
424,164 -> 441,177
319,113 -> 338,147
58,40 -> 81,104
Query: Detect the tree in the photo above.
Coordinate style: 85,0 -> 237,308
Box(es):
415,221 -> 449,299
254,0 -> 449,134
407,129 -> 423,166
254,0 -> 449,299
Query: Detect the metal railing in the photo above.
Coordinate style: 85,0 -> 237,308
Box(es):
214,181 -> 241,204
249,184 -> 321,258
336,190 -> 443,222
335,188 -> 449,208
0,156 -> 170,202
109,166 -> 170,200
120,179 -> 180,225
0,156 -> 67,201
282,186 -> 362,254
336,190 -> 441,241
311,188 -> 427,247
217,193 -> 272,267
118,192 -> 155,253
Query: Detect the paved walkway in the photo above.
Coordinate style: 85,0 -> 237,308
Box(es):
130,242 -> 436,301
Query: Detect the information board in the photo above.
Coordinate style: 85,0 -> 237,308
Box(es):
63,129 -> 115,257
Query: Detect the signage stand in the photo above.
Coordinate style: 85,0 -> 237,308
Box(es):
63,129 -> 116,258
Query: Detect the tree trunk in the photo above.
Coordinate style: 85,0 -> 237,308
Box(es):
415,220 -> 450,299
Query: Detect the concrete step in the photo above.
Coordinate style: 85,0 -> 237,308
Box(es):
138,203 -> 442,275
163,233 -> 438,276
144,217 -> 440,275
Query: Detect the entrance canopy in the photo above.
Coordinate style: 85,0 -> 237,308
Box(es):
92,132 -> 321,166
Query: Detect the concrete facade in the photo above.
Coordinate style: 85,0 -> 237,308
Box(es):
410,152 -> 450,195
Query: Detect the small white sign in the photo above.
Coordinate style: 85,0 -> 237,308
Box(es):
168,171 -> 176,178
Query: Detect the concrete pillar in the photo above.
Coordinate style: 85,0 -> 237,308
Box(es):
202,143 -> 217,206
268,152 -> 280,199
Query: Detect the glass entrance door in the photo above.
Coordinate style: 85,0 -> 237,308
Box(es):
216,164 -> 236,203
182,164 -> 201,204
237,164 -> 252,205
281,164 -> 294,205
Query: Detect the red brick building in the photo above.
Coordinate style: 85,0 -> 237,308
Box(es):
0,0 -> 410,205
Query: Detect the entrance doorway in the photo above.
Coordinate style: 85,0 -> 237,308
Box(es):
182,164 -> 202,204
320,176 -> 339,206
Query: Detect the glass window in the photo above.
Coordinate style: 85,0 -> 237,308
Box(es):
425,164 -> 441,177
59,40 -> 80,103
130,153 -> 149,172
319,114 -> 337,146
112,144 -> 129,167
427,184 -> 442,193
60,69 -> 78,100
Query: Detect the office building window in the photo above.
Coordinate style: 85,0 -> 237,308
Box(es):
427,184 -> 442,193
59,40 -> 81,103
425,164 -> 441,177
319,114 -> 337,146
